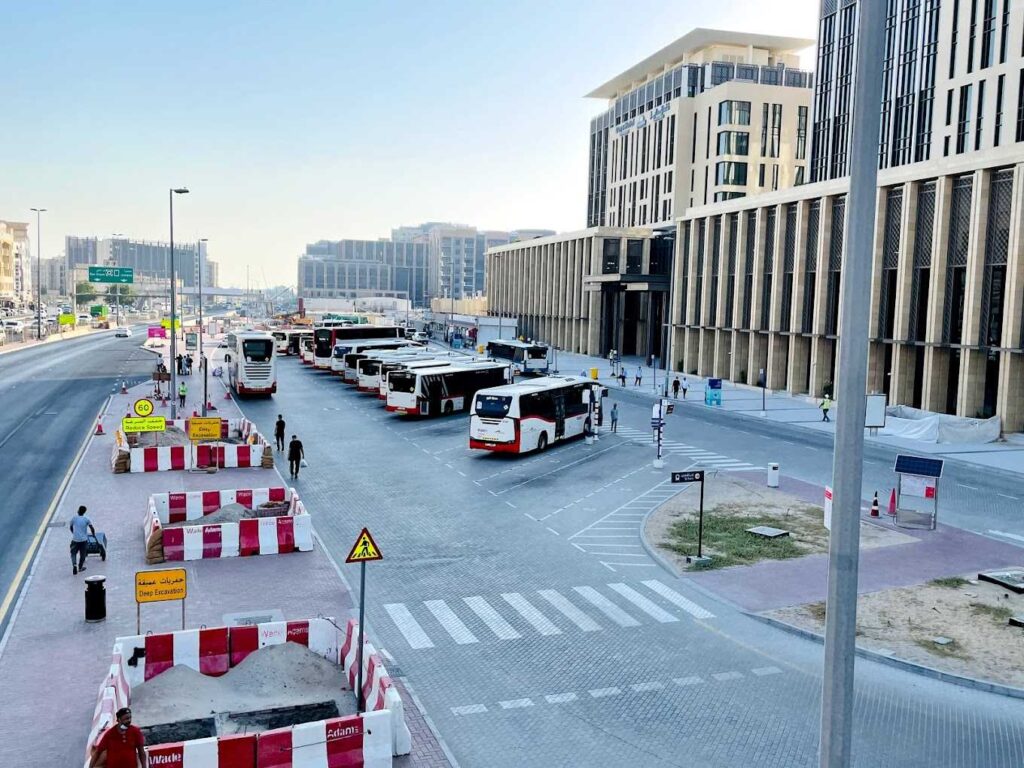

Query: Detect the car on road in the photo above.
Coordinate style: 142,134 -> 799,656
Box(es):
411,331 -> 429,343
114,327 -> 133,338
2,320 -> 24,333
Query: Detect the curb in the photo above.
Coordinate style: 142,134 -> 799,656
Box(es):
747,611 -> 1024,700
639,501 -> 686,579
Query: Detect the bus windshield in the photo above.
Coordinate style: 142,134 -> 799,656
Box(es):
388,372 -> 417,393
475,394 -> 513,418
527,347 -> 548,359
242,339 -> 273,362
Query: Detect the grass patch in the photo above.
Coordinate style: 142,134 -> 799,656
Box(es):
929,576 -> 969,589
663,514 -> 804,570
969,602 -> 1014,622
806,601 -> 827,623
913,637 -> 969,660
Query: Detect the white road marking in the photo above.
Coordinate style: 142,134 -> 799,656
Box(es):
607,583 -> 677,623
463,596 -> 521,640
501,593 -> 562,635
959,483 -> 979,490
499,698 -> 534,709
383,603 -> 434,649
642,580 -> 716,620
752,666 -> 783,676
545,527 -> 560,536
589,687 -> 621,698
988,529 -> 1024,543
545,692 -> 578,704
537,589 -> 601,632
451,704 -> 488,715
630,681 -> 665,692
712,671 -> 744,681
424,600 -> 479,645
674,676 -> 703,686
573,586 -> 639,627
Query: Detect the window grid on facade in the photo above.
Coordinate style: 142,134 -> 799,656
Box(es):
680,222 -> 691,323
826,196 -> 845,336
878,188 -> 904,339
980,168 -> 1013,347
709,217 -> 721,325
726,213 -> 738,327
802,200 -> 820,333
761,207 -> 776,330
908,181 -> 936,342
695,220 -> 706,323
780,204 -> 797,332
743,211 -> 756,328
943,175 -> 974,343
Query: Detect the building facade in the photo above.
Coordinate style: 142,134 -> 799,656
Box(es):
39,256 -> 66,296
67,236 -> 217,289
586,29 -> 815,230
487,228 -> 671,356
297,238 -> 430,305
0,223 -> 14,300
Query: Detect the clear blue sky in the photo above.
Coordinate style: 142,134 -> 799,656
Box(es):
1,0 -> 817,287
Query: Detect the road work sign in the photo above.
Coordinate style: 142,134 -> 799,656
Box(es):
346,528 -> 383,563
135,567 -> 188,632
133,398 -> 154,417
187,417 -> 222,441
122,416 -> 166,433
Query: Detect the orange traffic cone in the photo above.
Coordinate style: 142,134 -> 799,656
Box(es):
94,418 -> 105,436
887,488 -> 897,516
870,491 -> 880,517
161,392 -> 168,407
224,390 -> 232,400
206,400 -> 217,411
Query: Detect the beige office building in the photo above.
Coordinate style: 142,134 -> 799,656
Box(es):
0,223 -> 14,299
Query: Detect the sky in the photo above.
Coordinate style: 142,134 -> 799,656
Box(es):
1,0 -> 818,288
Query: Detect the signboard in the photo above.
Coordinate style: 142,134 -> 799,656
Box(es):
122,416 -> 167,433
90,305 -> 108,317
135,568 -> 187,603
185,332 -> 198,351
89,266 -> 134,284
865,393 -> 887,429
345,528 -> 383,563
671,470 -> 705,484
187,417 -> 222,441
148,326 -> 167,338
161,318 -> 182,331
823,486 -> 833,531
133,398 -> 155,417
58,313 -> 76,326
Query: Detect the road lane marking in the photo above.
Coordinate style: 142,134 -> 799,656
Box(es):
537,590 -> 601,632
452,704 -> 488,715
642,580 -> 716,620
383,604 -> 434,649
588,687 -> 621,698
501,593 -> 562,635
499,698 -> 534,709
630,681 -> 665,692
545,693 -> 578,704
752,666 -> 783,676
988,529 -> 1024,543
573,586 -> 639,627
712,671 -> 744,681
674,676 -> 703,686
424,600 -> 479,645
607,583 -> 677,623
463,596 -> 521,640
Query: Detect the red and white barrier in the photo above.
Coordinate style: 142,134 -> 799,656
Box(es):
152,486 -> 293,525
125,418 -> 269,473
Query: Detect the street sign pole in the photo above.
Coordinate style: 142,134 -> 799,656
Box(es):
697,472 -> 705,558
345,527 -> 383,716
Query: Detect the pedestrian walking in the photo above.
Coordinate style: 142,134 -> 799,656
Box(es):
681,375 -> 688,399
618,370 -> 626,388
69,505 -> 96,575
820,395 -> 833,422
186,354 -> 194,375
175,354 -> 184,375
672,377 -> 680,399
89,707 -> 146,768
610,403 -> 618,433
274,414 -> 286,452
288,434 -> 305,479
178,381 -> 187,409
634,366 -> 642,387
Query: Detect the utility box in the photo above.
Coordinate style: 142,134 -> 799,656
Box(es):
767,463 -> 780,488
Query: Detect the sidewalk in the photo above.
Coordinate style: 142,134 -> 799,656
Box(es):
547,348 -> 1024,477
0,373 -> 451,767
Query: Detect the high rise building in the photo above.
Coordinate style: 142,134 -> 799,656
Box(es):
0,223 -> 15,300
586,29 -> 815,230
67,236 -> 218,288
297,238 -> 430,305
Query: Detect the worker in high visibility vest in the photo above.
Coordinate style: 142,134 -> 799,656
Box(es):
178,381 -> 188,409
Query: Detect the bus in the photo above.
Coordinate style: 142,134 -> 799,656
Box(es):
364,352 -> 474,396
328,338 -> 415,377
485,339 -> 550,374
469,376 -> 598,453
286,329 -> 314,356
339,340 -> 418,382
313,325 -> 403,369
386,361 -> 511,417
299,335 -> 315,364
272,329 -> 310,355
356,349 -> 442,393
224,331 -> 277,397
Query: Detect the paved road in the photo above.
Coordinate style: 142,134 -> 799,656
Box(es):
233,354 -> 1024,768
0,331 -> 154,623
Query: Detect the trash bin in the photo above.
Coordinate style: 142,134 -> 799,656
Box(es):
85,575 -> 107,623
590,367 -> 598,380
767,463 -> 780,488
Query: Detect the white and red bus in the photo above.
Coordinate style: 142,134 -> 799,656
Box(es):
386,361 -> 511,417
339,340 -> 418,382
299,335 -> 315,364
486,339 -> 550,374
224,331 -> 277,397
356,350 -> 443,393
273,329 -> 313,356
374,354 -> 469,398
312,325 -> 403,370
469,376 -> 599,453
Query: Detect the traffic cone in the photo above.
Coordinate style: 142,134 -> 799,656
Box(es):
887,488 -> 897,516
120,380 -> 128,394
224,390 -> 232,401
161,392 -> 168,407
870,491 -> 880,517
94,418 -> 104,436
206,400 -> 217,412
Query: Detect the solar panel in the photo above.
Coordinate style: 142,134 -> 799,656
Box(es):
894,454 -> 944,478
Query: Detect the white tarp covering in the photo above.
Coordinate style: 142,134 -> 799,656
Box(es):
880,405 -> 1001,444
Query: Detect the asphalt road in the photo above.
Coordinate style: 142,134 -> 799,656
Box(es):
235,353 -> 1024,768
0,331 -> 154,626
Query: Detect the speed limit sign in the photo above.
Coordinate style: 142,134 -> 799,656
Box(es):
133,398 -> 155,417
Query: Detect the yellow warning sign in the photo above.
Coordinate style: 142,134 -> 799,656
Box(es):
135,568 -> 187,603
188,417 -> 222,441
345,528 -> 383,563
133,398 -> 154,417
122,416 -> 167,433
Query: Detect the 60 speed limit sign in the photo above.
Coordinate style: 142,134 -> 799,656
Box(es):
133,398 -> 155,417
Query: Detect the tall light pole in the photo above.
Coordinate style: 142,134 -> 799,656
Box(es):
198,238 -> 208,415
112,234 -> 125,326
29,208 -> 46,340
169,188 -> 189,419
818,0 -> 885,765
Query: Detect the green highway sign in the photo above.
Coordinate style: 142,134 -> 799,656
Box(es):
88,266 -> 134,284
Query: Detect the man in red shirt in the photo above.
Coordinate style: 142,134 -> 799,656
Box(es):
90,707 -> 147,768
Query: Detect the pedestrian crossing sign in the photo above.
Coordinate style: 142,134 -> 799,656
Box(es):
346,528 -> 383,563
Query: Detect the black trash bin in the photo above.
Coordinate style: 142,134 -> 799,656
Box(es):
85,575 -> 106,622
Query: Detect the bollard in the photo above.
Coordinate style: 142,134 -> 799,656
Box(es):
85,575 -> 107,623
767,463 -> 780,488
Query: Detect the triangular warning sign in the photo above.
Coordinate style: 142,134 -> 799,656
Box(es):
345,528 -> 383,563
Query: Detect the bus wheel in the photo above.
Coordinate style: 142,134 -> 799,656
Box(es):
444,401 -> 454,415
537,433 -> 548,452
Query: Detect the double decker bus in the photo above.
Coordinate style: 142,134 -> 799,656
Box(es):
312,325 -> 403,369
339,340 -> 418,382
224,331 -> 277,397
469,376 -> 598,453
485,339 -> 550,374
386,361 -> 511,417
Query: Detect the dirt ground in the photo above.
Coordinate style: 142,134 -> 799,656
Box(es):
131,641 -> 353,728
646,474 -> 915,572
769,575 -> 1024,687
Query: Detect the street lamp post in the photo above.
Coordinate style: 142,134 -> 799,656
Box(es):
30,208 -> 46,340
198,238 -> 208,416
169,188 -> 189,420
112,234 -> 124,327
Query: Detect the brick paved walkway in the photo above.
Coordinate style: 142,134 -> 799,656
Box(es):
0,376 -> 452,767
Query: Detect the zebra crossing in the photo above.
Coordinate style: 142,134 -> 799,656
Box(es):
614,426 -> 763,471
381,579 -> 714,650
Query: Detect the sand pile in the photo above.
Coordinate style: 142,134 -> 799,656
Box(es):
164,503 -> 255,528
130,642 -> 351,727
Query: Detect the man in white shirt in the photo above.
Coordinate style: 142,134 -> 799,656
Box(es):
69,505 -> 96,575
